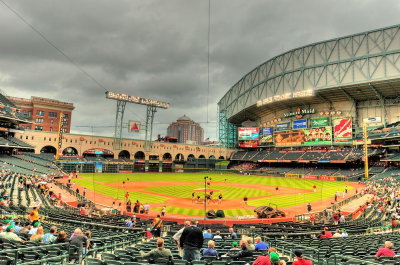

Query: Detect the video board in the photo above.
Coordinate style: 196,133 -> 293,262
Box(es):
238,128 -> 259,140
259,127 -> 274,145
304,126 -> 332,145
293,119 -> 307,129
239,140 -> 258,148
276,123 -> 290,131
275,130 -> 305,146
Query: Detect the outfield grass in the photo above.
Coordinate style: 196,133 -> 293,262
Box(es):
145,184 -> 271,199
74,172 -> 353,216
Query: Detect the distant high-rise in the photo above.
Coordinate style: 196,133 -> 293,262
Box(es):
167,115 -> 204,144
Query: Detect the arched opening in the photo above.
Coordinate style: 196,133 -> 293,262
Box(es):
149,154 -> 159,160
40,145 -> 57,154
134,151 -> 145,160
175,153 -> 184,161
187,154 -> 195,161
62,147 -> 78,156
118,150 -> 130,160
209,155 -> 216,159
218,156 -> 225,159
83,148 -> 114,159
199,154 -> 206,159
162,153 -> 172,161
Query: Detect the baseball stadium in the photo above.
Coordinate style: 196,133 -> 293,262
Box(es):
0,25 -> 399,264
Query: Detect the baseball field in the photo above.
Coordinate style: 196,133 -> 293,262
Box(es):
69,172 -> 357,218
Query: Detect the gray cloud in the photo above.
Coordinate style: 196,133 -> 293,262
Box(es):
0,0 -> 399,141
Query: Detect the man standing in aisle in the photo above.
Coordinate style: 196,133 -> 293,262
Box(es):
180,220 -> 203,261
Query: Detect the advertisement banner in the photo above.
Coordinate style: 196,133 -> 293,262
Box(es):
259,127 -> 273,144
303,175 -> 317,180
333,118 -> 353,141
261,127 -> 273,135
275,130 -> 305,146
319,176 -> 337,181
311,118 -> 329,127
238,128 -> 259,140
276,123 -> 290,131
293,119 -> 308,129
239,140 -> 258,148
304,126 -> 332,145
128,120 -> 141,132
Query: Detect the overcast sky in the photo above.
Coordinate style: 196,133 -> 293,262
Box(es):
0,0 -> 399,141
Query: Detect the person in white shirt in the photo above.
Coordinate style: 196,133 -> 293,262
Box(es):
332,229 -> 342,238
213,231 -> 222,240
341,229 -> 348,237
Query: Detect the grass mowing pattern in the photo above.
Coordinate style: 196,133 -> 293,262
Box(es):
80,173 -> 348,190
74,178 -> 167,203
249,185 -> 351,208
145,184 -> 270,199
76,173 -> 352,215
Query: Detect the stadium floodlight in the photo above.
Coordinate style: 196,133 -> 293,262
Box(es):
106,91 -> 169,109
106,91 -> 169,152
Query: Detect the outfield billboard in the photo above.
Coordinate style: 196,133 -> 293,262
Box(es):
276,123 -> 290,131
304,126 -> 332,145
311,118 -> 329,127
275,130 -> 305,146
333,118 -> 353,142
293,119 -> 308,129
238,128 -> 259,140
259,127 -> 274,145
239,140 -> 258,148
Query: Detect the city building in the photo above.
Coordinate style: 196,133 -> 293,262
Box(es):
7,96 -> 75,133
167,115 -> 204,145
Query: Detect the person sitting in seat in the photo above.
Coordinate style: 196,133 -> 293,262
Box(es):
30,226 -> 44,243
254,237 -> 269,250
203,229 -> 213,239
213,230 -> 222,240
245,236 -> 255,251
139,237 -> 173,262
376,241 -> 395,258
223,240 -> 253,260
0,225 -> 24,242
293,249 -> 312,265
202,240 -> 218,257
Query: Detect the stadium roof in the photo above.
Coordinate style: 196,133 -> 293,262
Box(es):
218,24 -> 400,124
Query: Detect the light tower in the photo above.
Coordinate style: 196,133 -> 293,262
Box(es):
106,91 -> 169,151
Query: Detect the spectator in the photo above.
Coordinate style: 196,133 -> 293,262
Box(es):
341,229 -> 348,237
145,228 -> 152,241
224,240 -> 253,260
332,229 -> 341,238
140,237 -> 172,262
172,221 -> 190,257
293,249 -> 312,265
255,236 -> 269,250
0,225 -> 24,242
202,240 -> 218,257
151,215 -> 163,238
213,231 -> 222,240
19,223 -> 31,234
246,237 -> 255,251
70,228 -> 89,256
55,231 -> 69,244
43,226 -> 58,244
376,241 -> 395,258
180,220 -> 203,261
225,227 -> 238,239
28,207 -> 40,224
30,226 -> 44,243
29,222 -> 41,235
203,229 -> 213,239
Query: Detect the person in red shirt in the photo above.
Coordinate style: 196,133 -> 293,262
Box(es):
293,250 -> 313,265
375,241 -> 395,258
319,227 -> 332,238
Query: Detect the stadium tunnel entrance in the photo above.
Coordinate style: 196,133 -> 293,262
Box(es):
118,150 -> 130,159
62,147 -> 78,156
40,145 -> 57,154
